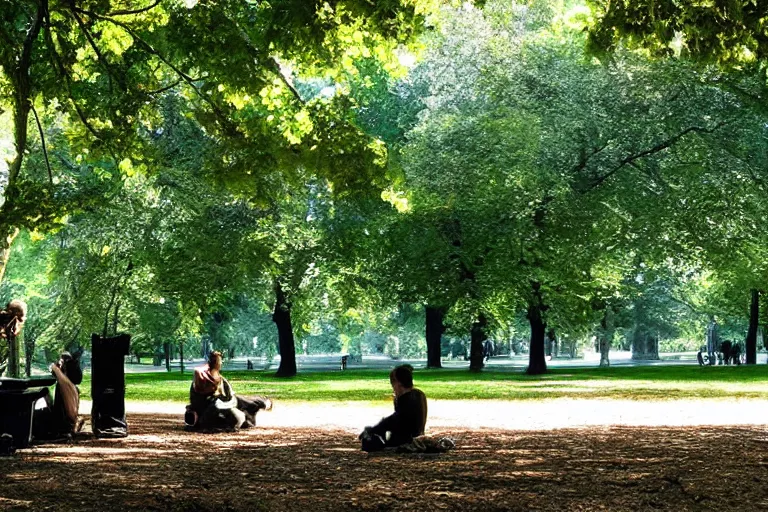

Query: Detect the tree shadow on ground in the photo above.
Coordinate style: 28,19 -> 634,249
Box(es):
1,414 -> 766,511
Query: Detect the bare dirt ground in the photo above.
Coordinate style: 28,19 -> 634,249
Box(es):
1,406 -> 767,512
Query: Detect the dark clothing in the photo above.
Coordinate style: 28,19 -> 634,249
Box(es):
33,383 -> 80,440
364,388 -> 427,451
186,372 -> 269,431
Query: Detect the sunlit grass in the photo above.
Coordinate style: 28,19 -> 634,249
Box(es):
75,364 -> 768,403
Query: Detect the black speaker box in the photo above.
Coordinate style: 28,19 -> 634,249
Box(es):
91,333 -> 131,438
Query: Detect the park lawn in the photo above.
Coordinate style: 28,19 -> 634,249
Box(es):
77,364 -> 768,403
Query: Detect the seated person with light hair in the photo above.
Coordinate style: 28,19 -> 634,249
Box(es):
359,364 -> 428,452
184,351 -> 272,431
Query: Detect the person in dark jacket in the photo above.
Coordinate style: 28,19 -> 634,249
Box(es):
359,364 -> 428,452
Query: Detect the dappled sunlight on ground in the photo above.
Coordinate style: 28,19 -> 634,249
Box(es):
0,412 -> 765,511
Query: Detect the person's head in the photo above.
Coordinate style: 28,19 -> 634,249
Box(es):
1,299 -> 27,335
6,300 -> 27,322
207,351 -> 223,372
389,364 -> 414,396
57,351 -> 83,385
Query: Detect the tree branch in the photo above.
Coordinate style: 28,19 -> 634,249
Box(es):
53,150 -> 79,171
7,0 -> 47,184
584,121 -> 729,191
570,142 -> 609,175
68,7 -> 125,91
108,0 -> 162,16
267,57 -> 304,104
146,79 -> 183,95
43,24 -> 105,142
31,104 -> 54,186
74,7 -> 241,135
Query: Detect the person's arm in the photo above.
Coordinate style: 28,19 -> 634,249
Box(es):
214,378 -> 237,410
193,366 -> 218,395
51,364 -> 78,424
370,394 -> 407,436
370,410 -> 399,436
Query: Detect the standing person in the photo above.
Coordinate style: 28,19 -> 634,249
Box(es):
483,339 -> 495,362
33,352 -> 83,440
0,299 -> 27,376
184,351 -> 272,431
359,365 -> 428,452
706,317 -> 719,366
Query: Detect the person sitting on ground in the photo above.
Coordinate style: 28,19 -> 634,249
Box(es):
184,351 -> 272,431
359,364 -> 428,452
33,352 -> 83,441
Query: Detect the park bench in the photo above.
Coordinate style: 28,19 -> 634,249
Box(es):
0,377 -> 56,449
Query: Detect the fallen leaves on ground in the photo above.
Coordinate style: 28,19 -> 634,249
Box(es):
1,414 -> 766,511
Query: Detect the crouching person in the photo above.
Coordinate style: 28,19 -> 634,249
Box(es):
184,351 -> 272,431
33,352 -> 83,441
359,364 -> 427,452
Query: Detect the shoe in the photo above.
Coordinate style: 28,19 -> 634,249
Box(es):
438,437 -> 456,451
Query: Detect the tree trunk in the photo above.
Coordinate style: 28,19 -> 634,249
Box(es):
425,305 -> 445,369
273,281 -> 297,377
763,324 -> 768,364
0,229 -> 20,374
526,283 -> 548,375
7,332 -> 20,378
598,308 -> 613,368
746,288 -> 759,365
631,329 -> 659,360
0,228 -> 20,288
179,341 -> 184,374
24,334 -> 35,378
112,301 -> 120,336
164,342 -> 171,372
469,313 -> 487,372
0,5 -> 45,374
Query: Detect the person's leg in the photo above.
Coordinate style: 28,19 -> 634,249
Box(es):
224,407 -> 246,430
236,395 -> 272,428
243,395 -> 272,411
199,404 -> 226,431
361,433 -> 387,452
32,396 -> 55,440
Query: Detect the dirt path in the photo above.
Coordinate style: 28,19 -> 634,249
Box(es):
2,415 -> 767,511
80,398 -> 768,431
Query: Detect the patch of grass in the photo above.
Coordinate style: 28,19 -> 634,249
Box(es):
75,364 -> 768,403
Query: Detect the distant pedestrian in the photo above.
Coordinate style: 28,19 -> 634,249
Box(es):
483,339 -> 494,362
706,317 -> 719,365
